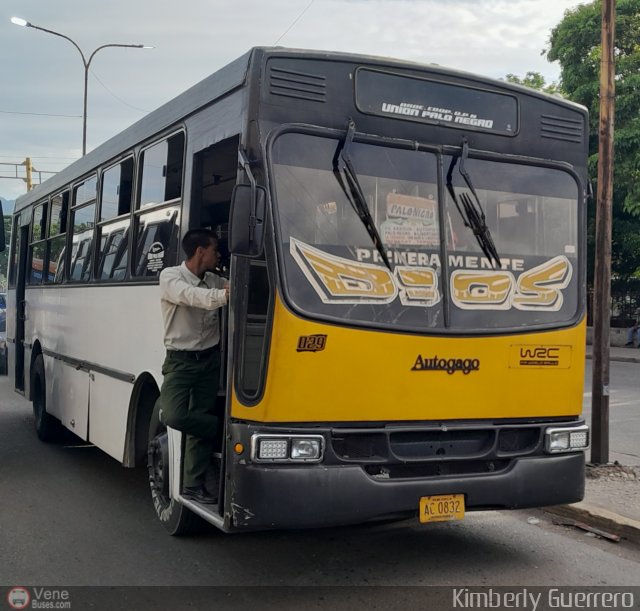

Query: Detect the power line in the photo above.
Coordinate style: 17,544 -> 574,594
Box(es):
89,69 -> 151,113
0,109 -> 81,118
273,0 -> 315,45
1,67 -> 153,120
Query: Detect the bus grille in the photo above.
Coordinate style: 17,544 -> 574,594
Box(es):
497,427 -> 541,454
269,66 -> 327,103
540,113 -> 584,143
331,426 -> 543,462
365,460 -> 511,480
390,430 -> 493,459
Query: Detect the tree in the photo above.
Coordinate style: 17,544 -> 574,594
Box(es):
504,71 -> 560,95
546,0 -> 640,295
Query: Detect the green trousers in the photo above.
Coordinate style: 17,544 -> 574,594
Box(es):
159,349 -> 221,488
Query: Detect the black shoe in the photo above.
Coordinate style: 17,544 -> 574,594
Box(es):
625,342 -> 633,347
182,485 -> 218,504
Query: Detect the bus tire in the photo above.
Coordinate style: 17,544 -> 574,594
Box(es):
147,399 -> 202,536
31,354 -> 64,442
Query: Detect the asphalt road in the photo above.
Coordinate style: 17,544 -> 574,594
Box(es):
583,360 -> 640,466
1,372 -> 639,594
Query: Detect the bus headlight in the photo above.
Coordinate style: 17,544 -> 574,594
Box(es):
545,425 -> 589,454
252,435 -> 324,463
291,438 -> 321,460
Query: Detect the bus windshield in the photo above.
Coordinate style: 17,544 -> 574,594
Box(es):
271,131 -> 580,332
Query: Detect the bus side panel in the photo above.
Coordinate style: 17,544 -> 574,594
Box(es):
89,373 -> 134,462
44,352 -> 63,421
52,361 -> 89,439
24,285 -> 165,453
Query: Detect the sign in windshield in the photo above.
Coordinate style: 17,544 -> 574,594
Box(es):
355,68 -> 519,136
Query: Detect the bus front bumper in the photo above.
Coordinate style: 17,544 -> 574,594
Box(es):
226,452 -> 585,531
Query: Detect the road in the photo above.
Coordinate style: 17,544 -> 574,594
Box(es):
0,371 -> 639,592
583,360 -> 640,466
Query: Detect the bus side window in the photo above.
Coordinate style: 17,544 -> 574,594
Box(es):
45,191 -> 69,284
132,206 -> 180,278
68,203 -> 96,283
68,176 -> 97,283
238,259 -> 271,399
132,131 -> 184,279
98,223 -> 129,281
139,132 -> 185,208
96,158 -> 133,282
100,158 -> 133,221
28,201 -> 48,285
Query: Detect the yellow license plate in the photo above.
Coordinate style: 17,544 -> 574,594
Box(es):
419,494 -> 465,523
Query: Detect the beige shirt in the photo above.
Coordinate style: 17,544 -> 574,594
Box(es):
159,262 -> 227,351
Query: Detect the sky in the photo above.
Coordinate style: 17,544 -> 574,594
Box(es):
1,0 -> 588,201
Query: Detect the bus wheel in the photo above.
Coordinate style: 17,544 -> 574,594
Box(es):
147,400 -> 202,535
31,354 -> 64,442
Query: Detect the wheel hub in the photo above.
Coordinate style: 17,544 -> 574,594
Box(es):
148,432 -> 170,499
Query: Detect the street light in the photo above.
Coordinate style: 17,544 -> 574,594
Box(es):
11,17 -> 153,155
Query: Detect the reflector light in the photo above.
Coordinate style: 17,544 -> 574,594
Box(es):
569,430 -> 589,449
258,439 -> 288,460
545,425 -> 589,454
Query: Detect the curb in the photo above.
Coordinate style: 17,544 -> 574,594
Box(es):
544,502 -> 640,545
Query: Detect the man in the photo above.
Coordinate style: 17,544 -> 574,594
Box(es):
625,321 -> 639,348
158,228 -> 229,504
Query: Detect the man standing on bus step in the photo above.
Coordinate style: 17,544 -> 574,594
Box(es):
158,228 -> 229,504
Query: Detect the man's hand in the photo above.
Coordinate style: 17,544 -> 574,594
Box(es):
224,282 -> 230,300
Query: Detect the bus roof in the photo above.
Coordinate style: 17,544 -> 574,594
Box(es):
14,46 -> 585,212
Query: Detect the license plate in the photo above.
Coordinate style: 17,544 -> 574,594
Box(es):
419,494 -> 465,523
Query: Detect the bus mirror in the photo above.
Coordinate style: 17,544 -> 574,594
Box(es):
229,184 -> 266,257
0,200 -> 5,253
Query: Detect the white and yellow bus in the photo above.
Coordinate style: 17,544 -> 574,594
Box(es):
7,48 -> 589,534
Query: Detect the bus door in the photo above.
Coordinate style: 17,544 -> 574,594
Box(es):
227,142 -> 271,399
228,147 -> 271,398
189,135 -> 240,503
14,223 -> 29,392
189,135 -> 240,384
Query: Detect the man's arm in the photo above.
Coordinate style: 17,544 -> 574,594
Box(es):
160,267 -> 227,310
207,271 -> 230,300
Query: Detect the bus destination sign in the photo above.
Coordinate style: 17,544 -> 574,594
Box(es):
355,68 -> 518,135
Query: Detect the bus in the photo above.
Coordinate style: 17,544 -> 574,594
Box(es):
7,47 -> 590,534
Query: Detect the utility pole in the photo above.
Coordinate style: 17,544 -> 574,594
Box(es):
24,157 -> 33,191
591,0 -> 616,464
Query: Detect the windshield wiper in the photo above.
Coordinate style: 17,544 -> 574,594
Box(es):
446,139 -> 501,268
333,119 -> 392,270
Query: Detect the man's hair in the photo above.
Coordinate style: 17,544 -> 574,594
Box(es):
182,228 -> 217,259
